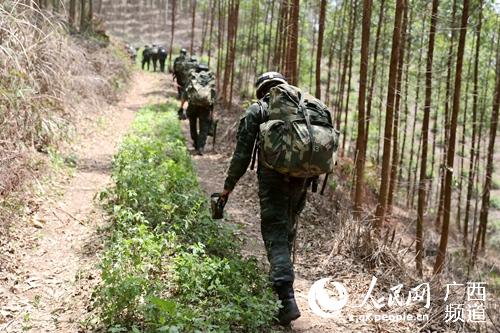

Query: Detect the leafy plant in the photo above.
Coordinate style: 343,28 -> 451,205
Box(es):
91,103 -> 278,332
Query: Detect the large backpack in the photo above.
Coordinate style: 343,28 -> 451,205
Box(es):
185,71 -> 216,107
258,84 -> 339,178
177,60 -> 197,86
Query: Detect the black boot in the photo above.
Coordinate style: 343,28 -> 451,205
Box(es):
274,282 -> 301,325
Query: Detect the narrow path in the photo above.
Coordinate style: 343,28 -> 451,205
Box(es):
0,71 -> 169,332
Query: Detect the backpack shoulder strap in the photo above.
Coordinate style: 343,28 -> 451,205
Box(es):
250,100 -> 269,171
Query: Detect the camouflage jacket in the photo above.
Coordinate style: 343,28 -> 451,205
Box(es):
223,97 -> 269,191
173,55 -> 186,76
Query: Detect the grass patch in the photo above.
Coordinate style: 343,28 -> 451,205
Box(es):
491,196 -> 500,210
90,102 -> 278,332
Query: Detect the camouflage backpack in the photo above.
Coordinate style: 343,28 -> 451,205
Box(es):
179,60 -> 198,86
185,71 -> 216,107
258,84 -> 339,177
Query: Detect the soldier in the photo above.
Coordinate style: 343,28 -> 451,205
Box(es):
219,72 -> 306,326
128,46 -> 137,63
141,45 -> 151,71
173,48 -> 188,111
158,46 -> 168,72
176,55 -> 198,119
183,64 -> 216,155
150,44 -> 160,72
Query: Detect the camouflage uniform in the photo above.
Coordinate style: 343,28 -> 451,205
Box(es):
223,97 -> 310,286
150,45 -> 159,72
158,47 -> 168,72
182,80 -> 214,152
141,46 -> 151,71
186,104 -> 212,151
173,54 -> 187,97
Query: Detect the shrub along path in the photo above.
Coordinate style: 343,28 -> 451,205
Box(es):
0,71 -> 167,333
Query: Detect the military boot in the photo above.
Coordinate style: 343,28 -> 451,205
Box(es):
274,282 -> 301,325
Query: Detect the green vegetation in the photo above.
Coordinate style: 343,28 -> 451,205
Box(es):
491,195 -> 500,210
91,103 -> 278,332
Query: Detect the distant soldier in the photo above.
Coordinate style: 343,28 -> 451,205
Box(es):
158,46 -> 168,72
128,46 -> 137,63
141,45 -> 151,71
173,48 -> 188,99
183,64 -> 216,155
150,44 -> 160,72
176,54 -> 198,119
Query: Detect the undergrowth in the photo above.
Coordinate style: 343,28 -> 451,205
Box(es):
91,103 -> 278,332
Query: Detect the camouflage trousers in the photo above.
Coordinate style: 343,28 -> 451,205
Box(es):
258,166 -> 309,286
187,105 -> 211,150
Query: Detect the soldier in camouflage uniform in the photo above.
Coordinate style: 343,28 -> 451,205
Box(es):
183,64 -> 215,155
150,44 -> 160,72
141,45 -> 151,71
221,72 -> 307,326
173,48 -> 188,100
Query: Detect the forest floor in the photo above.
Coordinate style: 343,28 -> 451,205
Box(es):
0,71 -> 166,333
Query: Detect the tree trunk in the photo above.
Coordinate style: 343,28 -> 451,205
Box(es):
190,0 -> 197,54
463,0 -> 483,251
405,31 -> 425,207
473,33 -> 500,258
364,0 -> 385,149
435,0 -> 458,229
434,0 -> 470,275
416,0 -> 439,277
315,0 -> 327,98
387,2 -> 409,212
207,0 -> 215,67
88,0 -> 93,27
353,0 -> 372,216
69,0 -> 76,27
341,1 -> 358,155
286,0 -> 299,85
374,0 -> 405,229
228,0 -> 240,107
79,0 -> 86,32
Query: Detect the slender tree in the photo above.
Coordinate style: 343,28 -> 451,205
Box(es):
190,0 -> 197,54
387,1 -> 409,212
463,0 -> 483,250
434,0 -> 470,275
315,0 -> 327,98
374,0 -> 405,229
286,0 -> 299,85
416,0 -> 439,277
364,0 -> 386,148
69,0 -> 76,27
168,0 -> 177,67
435,0 -> 458,229
353,0 -> 372,216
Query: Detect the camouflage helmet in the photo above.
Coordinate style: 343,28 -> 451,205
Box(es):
196,64 -> 209,72
255,72 -> 287,99
180,48 -> 187,55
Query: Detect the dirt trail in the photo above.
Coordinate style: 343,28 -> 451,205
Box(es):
182,121 -> 356,333
0,71 -> 169,333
